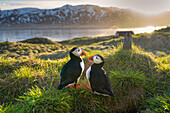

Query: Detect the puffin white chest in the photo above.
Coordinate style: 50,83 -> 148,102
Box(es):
86,67 -> 91,84
80,60 -> 84,72
76,60 -> 84,82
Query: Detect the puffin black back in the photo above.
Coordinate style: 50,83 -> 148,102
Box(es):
86,54 -> 115,97
57,47 -> 85,90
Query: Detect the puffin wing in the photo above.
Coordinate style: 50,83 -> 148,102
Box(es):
59,60 -> 82,87
102,73 -> 115,97
90,69 -> 114,96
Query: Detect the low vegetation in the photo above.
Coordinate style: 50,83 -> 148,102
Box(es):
19,37 -> 58,44
0,27 -> 169,112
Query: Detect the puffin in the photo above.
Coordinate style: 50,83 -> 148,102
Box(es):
86,54 -> 115,97
57,47 -> 86,90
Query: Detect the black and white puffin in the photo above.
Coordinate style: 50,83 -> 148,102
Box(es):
86,54 -> 115,97
57,47 -> 86,90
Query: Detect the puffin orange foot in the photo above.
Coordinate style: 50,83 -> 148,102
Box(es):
68,84 -> 74,88
76,85 -> 81,88
68,84 -> 81,88
85,85 -> 91,90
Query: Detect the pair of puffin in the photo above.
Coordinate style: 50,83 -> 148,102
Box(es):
57,47 -> 115,97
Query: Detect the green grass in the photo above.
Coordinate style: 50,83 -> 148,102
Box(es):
139,93 -> 170,113
0,41 -> 63,59
1,86 -> 73,113
0,27 -> 170,113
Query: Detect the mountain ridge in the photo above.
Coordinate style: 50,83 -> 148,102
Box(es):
0,4 -> 170,28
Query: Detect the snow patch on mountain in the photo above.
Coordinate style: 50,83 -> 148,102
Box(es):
1,4 -> 168,27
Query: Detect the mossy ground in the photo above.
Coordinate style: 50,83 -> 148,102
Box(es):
0,27 -> 170,113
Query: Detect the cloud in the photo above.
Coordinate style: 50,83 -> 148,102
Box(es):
0,0 -> 170,14
115,0 -> 170,14
2,3 -> 7,6
0,2 -> 9,6
0,0 -> 86,10
0,0 -> 30,1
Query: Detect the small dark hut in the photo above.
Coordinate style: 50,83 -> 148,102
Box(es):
115,31 -> 134,37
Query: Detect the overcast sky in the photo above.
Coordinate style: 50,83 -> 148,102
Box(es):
0,0 -> 170,14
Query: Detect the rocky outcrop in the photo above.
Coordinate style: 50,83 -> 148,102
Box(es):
19,37 -> 57,44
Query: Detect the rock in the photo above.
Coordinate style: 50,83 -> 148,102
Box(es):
19,37 -> 57,44
123,33 -> 133,50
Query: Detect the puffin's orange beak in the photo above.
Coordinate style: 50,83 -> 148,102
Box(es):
88,55 -> 94,62
80,50 -> 86,56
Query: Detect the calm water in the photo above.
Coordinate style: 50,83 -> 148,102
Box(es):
0,26 -> 166,42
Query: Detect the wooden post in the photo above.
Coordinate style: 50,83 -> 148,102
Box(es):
123,32 -> 132,50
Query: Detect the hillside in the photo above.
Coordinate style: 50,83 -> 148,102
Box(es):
0,27 -> 169,112
0,5 -> 170,29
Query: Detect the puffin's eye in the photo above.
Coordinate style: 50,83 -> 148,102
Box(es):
78,49 -> 80,52
96,57 -> 98,59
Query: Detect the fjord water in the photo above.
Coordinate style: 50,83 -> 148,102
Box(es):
0,26 -> 166,42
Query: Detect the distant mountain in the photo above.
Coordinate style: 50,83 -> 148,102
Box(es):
0,5 -> 170,29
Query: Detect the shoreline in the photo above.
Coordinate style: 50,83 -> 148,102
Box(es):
0,26 -> 167,43
0,25 -> 167,30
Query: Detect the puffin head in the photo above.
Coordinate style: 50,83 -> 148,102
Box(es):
88,54 -> 104,64
70,47 -> 86,57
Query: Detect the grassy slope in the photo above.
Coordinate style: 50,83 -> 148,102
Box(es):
0,27 -> 170,113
